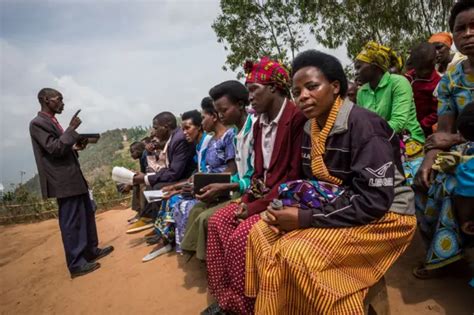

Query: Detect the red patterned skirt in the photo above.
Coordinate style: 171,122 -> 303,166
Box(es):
206,202 -> 260,314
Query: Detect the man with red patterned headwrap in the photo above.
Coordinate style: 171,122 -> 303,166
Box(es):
202,58 -> 306,315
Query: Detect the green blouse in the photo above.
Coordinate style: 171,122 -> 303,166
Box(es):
357,72 -> 425,144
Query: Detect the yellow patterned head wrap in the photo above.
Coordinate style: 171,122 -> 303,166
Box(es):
356,41 -> 403,73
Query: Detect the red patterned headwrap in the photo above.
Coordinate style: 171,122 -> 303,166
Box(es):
244,57 -> 290,92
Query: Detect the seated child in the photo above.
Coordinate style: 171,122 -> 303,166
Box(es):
118,141 -> 148,223
143,136 -> 166,173
405,43 -> 441,137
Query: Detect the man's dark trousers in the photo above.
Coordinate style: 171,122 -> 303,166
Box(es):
57,193 -> 99,271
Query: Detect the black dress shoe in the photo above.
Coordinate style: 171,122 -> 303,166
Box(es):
89,246 -> 114,262
70,262 -> 101,279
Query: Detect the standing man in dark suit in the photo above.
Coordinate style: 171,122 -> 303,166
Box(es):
30,88 -> 113,278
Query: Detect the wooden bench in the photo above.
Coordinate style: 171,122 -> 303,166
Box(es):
364,276 -> 390,315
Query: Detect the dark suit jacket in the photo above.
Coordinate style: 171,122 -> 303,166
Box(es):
147,128 -> 196,187
243,100 -> 307,216
30,112 -> 88,199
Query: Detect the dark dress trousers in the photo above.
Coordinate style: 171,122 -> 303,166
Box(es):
30,112 -> 99,271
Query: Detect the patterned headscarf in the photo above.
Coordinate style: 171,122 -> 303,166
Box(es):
429,32 -> 453,48
356,41 -> 403,73
244,57 -> 290,92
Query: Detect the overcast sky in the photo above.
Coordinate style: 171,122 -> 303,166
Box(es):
0,0 -> 350,190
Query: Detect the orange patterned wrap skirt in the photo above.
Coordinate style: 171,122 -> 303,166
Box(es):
245,212 -> 416,314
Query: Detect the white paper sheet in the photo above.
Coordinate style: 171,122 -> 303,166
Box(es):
143,190 -> 165,203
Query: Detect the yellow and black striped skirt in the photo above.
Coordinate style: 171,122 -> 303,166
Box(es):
245,212 -> 416,315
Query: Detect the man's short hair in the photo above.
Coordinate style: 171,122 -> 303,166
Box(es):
153,111 -> 177,129
37,88 -> 60,104
130,141 -> 146,152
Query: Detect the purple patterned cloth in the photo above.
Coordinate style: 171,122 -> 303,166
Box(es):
173,198 -> 198,253
278,180 -> 344,209
205,128 -> 236,173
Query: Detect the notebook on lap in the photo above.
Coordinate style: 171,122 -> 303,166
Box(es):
193,173 -> 231,197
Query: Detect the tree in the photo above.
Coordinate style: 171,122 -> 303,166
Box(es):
301,0 -> 453,59
212,0 -> 307,77
2,191 -> 14,202
213,0 -> 453,73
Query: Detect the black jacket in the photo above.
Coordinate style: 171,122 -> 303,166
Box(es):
299,100 -> 414,228
30,112 -> 88,199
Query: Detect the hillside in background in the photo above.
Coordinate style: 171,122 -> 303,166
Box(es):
77,126 -> 149,204
1,126 -> 149,220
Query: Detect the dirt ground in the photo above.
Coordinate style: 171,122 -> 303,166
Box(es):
0,208 -> 472,315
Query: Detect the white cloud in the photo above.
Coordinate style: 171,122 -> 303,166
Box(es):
0,0 -> 352,188
54,75 -> 154,131
0,1 -> 235,188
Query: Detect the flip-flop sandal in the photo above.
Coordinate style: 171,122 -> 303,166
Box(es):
412,264 -> 443,279
142,244 -> 173,262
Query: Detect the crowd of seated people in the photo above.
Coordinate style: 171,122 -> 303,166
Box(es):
114,1 -> 473,313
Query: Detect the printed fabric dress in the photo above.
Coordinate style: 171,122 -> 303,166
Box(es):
415,62 -> 474,269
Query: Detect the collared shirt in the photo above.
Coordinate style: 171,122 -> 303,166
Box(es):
231,114 -> 256,193
259,99 -> 287,176
357,72 -> 425,144
39,111 -> 64,133
196,133 -> 212,173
